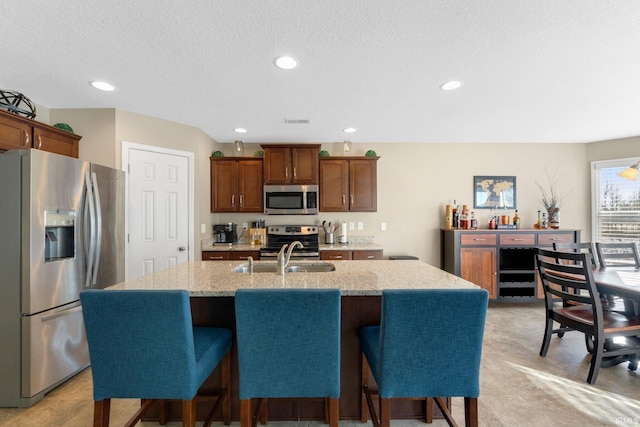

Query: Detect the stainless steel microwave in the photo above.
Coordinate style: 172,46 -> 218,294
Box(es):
264,184 -> 318,215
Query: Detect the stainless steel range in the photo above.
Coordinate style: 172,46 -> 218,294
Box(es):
260,225 -> 320,259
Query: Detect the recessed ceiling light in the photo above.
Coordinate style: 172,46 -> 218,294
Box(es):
90,81 -> 115,91
440,80 -> 462,91
234,128 -> 247,134
343,128 -> 357,133
274,56 -> 298,70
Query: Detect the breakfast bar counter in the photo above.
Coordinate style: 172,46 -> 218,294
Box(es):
108,260 -> 478,422
110,259 -> 475,295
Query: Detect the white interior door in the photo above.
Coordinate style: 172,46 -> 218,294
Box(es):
127,146 -> 191,279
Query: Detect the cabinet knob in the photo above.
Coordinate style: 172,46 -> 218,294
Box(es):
285,167 -> 289,179
293,167 -> 297,178
24,130 -> 30,147
232,195 -> 235,207
351,194 -> 354,205
239,194 -> 244,207
342,195 -> 346,206
37,135 -> 42,149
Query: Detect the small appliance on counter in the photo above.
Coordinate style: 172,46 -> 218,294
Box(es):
249,220 -> 266,247
213,223 -> 238,244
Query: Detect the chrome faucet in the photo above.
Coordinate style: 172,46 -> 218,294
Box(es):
277,241 -> 304,275
247,256 -> 253,275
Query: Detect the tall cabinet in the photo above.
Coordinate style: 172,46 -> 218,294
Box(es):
0,109 -> 81,158
441,228 -> 580,301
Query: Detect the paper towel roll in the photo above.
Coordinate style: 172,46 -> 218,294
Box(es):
339,221 -> 348,243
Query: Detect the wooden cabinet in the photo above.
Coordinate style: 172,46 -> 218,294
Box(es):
262,144 -> 320,184
202,251 -> 230,261
442,229 -> 580,301
319,157 -> 378,212
210,158 -> 263,213
460,247 -> 497,299
0,109 -> 81,157
320,249 -> 383,261
202,250 -> 260,261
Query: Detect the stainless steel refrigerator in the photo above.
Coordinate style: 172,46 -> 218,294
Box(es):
0,149 -> 125,407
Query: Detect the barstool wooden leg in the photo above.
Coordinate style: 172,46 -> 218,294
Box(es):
221,352 -> 231,425
329,397 -> 339,427
361,354 -> 370,422
240,399 -> 252,427
464,397 -> 478,427
93,399 -> 110,427
425,397 -> 434,423
182,399 -> 196,427
379,398 -> 390,427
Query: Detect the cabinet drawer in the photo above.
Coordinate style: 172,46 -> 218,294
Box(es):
353,250 -> 383,260
499,234 -> 535,246
202,251 -> 230,261
461,234 -> 497,246
231,251 -> 260,260
320,250 -> 352,260
538,233 -> 574,246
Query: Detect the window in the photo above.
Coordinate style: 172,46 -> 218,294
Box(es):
591,158 -> 640,242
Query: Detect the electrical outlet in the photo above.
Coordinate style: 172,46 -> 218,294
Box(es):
201,223 -> 206,234
349,222 -> 355,231
381,222 -> 387,231
357,221 -> 364,230
242,222 -> 248,230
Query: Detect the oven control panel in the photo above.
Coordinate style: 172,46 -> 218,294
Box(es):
267,226 -> 318,235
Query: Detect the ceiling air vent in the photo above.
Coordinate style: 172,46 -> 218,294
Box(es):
284,119 -> 310,124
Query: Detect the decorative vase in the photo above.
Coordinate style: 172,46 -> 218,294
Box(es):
548,208 -> 560,229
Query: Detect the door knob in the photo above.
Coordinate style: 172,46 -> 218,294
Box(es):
178,246 -> 186,251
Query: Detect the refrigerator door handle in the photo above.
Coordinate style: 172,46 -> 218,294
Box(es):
41,304 -> 83,322
91,172 -> 102,286
84,170 -> 96,289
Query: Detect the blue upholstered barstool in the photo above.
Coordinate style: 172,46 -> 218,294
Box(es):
235,288 -> 341,427
359,289 -> 489,427
80,289 -> 233,427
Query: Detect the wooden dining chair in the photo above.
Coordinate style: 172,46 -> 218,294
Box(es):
80,289 -> 232,427
536,248 -> 640,384
553,242 -> 599,268
595,242 -> 640,268
359,289 -> 489,427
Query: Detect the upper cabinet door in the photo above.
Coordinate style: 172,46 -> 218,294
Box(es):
262,144 -> 320,184
210,159 -> 238,212
33,127 -> 80,158
319,159 -> 349,212
263,146 -> 291,184
0,113 -> 31,151
291,146 -> 318,184
350,159 -> 377,212
237,160 -> 263,212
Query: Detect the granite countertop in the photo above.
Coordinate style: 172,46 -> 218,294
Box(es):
108,260 -> 478,296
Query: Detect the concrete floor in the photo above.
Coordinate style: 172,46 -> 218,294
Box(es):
1,302 -> 639,427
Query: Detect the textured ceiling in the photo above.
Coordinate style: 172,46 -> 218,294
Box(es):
2,1 -> 640,144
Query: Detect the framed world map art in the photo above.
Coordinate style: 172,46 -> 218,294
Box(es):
473,176 -> 516,209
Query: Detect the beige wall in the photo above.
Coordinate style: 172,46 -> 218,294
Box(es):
46,107 -> 632,265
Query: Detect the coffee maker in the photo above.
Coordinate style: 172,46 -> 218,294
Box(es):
213,223 -> 237,244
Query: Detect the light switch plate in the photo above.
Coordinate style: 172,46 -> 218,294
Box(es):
357,222 -> 364,230
201,224 -> 206,234
349,222 -> 355,230
381,222 -> 387,231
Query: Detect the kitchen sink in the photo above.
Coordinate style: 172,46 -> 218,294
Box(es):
232,262 -> 335,273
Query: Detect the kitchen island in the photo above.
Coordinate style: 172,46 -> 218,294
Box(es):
109,260 -> 478,422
